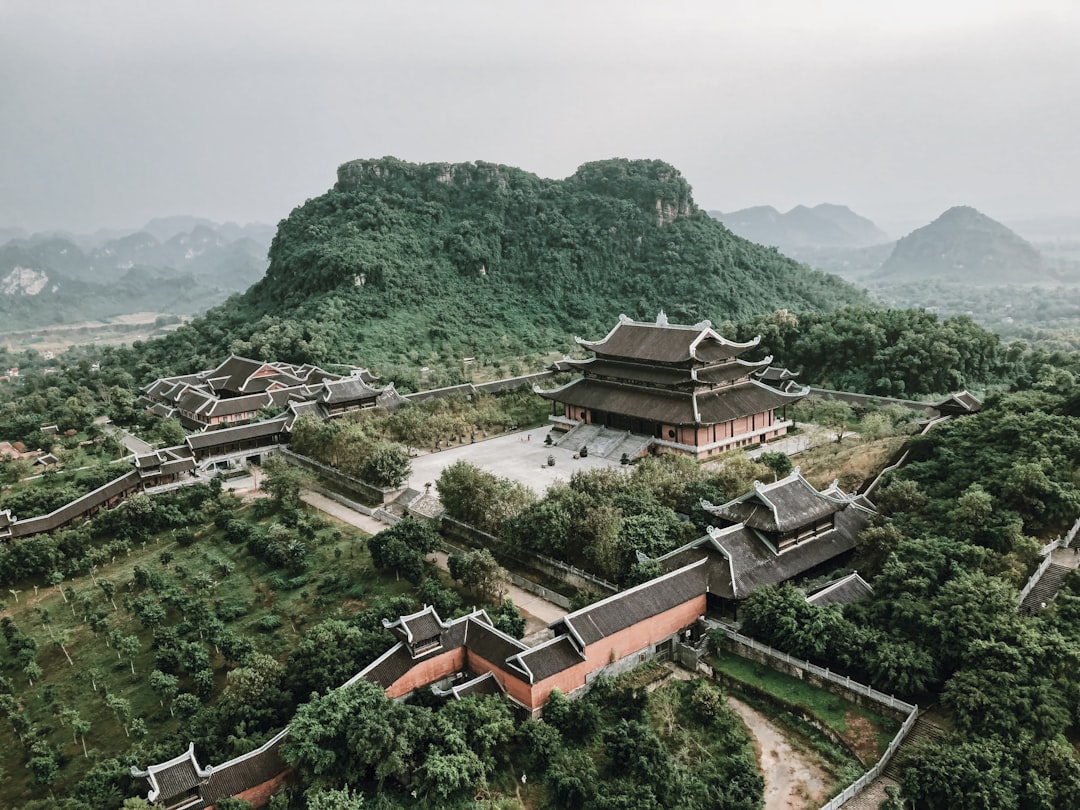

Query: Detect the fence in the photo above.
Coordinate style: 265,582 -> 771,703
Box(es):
806,387 -> 939,415
819,707 -> 918,810
716,627 -> 916,716
712,626 -> 920,810
1015,514 -> 1080,607
859,414 -> 951,497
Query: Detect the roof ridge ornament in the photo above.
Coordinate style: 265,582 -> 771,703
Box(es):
656,310 -> 669,326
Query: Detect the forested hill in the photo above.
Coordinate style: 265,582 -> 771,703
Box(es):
877,205 -> 1050,284
135,158 -> 868,382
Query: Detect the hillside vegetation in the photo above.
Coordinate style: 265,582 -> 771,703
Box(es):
121,158 -> 867,384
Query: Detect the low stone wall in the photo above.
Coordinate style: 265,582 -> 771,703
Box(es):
807,387 -> 938,416
278,447 -> 400,507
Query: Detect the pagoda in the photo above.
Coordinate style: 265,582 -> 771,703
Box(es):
537,313 -> 807,459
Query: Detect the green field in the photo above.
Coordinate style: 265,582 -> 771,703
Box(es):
0,486 -> 443,806
712,651 -> 900,765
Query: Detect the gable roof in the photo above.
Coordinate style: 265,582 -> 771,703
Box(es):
934,390 -> 982,415
806,572 -> 874,607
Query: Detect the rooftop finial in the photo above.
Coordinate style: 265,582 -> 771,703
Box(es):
656,310 -> 669,326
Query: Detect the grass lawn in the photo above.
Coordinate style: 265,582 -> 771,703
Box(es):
712,652 -> 900,765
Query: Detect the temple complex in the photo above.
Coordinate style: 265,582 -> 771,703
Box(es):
141,355 -> 401,430
536,313 -> 808,459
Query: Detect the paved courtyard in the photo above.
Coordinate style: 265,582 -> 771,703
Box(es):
406,424 -> 623,497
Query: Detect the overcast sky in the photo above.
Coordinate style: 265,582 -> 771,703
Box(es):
2,0 -> 1078,236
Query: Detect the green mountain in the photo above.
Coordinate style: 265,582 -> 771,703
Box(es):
142,157 -> 867,381
877,205 -> 1050,284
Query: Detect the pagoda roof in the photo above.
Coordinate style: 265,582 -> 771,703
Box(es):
184,416 -> 288,451
755,365 -> 801,383
383,604 -> 450,646
537,377 -> 806,426
702,469 -> 856,532
316,377 -> 385,405
576,313 -> 761,365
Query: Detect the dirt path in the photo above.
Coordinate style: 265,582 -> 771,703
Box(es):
727,696 -> 830,810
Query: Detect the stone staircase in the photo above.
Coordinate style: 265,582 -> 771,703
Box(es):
1020,562 -> 1071,616
839,714 -> 945,809
555,424 -> 653,461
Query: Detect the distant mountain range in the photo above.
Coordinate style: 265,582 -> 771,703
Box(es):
709,204 -> 890,254
875,206 -> 1052,285
0,219 -> 272,332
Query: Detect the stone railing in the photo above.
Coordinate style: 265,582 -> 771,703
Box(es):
819,707 -> 918,810
278,447 -> 400,506
438,515 -> 620,595
715,627 -> 916,716
712,626 -> 919,810
1016,514 -> 1080,607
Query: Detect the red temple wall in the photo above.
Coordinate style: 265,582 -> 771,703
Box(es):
385,648 -> 466,698
530,595 -> 706,706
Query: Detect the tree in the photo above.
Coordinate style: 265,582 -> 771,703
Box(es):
360,442 -> 411,488
490,598 -> 526,639
367,518 -> 438,583
448,548 -> 506,603
149,670 -> 179,715
260,453 -> 309,508
437,460 -> 535,534
757,451 -> 793,481
119,634 -> 141,675
812,399 -> 856,442
305,786 -> 366,810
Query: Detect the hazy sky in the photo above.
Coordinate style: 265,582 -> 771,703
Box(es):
2,0 -> 1078,235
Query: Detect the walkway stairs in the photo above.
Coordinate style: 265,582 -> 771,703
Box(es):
555,424 -> 653,461
840,714 -> 946,809
1020,562 -> 1072,616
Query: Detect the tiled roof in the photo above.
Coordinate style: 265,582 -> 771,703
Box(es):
317,377 -> 383,405
10,470 -> 142,538
806,572 -> 874,607
184,417 -> 288,451
463,618 -> 528,666
451,671 -> 504,699
131,743 -> 210,803
576,314 -> 762,365
696,380 -> 806,423
201,728 -> 288,803
508,635 -> 585,683
538,377 -> 804,427
705,470 -> 846,533
557,560 -> 708,647
204,392 -> 272,417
